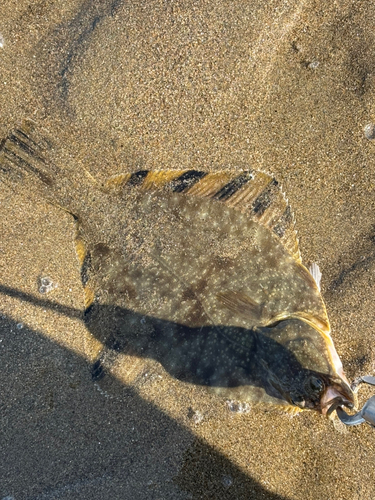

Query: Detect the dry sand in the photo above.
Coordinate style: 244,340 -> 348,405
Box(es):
1,0 -> 375,498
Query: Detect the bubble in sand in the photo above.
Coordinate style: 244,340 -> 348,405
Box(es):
187,407 -> 204,424
39,276 -> 57,294
222,475 -> 233,488
226,400 -> 251,413
364,123 -> 375,140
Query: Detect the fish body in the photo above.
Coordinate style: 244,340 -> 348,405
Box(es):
0,120 -> 355,414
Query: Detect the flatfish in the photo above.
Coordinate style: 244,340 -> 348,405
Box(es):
0,119 -> 355,415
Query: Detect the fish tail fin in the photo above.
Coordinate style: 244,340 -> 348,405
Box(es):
0,119 -> 89,214
0,119 -> 57,191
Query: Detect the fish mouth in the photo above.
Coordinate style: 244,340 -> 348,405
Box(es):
320,379 -> 356,415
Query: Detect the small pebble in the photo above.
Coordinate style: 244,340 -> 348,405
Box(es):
364,123 -> 375,140
187,407 -> 204,424
308,61 -> 319,69
0,34 -> 4,49
192,410 -> 203,424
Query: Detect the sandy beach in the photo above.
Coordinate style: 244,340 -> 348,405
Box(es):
1,0 -> 375,498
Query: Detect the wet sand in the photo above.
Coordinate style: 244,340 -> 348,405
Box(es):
1,0 -> 375,498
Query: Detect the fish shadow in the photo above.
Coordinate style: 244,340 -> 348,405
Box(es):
0,283 -> 322,405
85,303 -> 317,405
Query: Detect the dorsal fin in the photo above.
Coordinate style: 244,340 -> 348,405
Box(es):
104,169 -> 301,263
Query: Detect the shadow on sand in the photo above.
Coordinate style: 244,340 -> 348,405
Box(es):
0,301 -> 289,499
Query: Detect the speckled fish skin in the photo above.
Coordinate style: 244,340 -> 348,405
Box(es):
0,120 -> 355,414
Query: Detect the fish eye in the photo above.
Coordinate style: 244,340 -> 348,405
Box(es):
307,376 -> 324,394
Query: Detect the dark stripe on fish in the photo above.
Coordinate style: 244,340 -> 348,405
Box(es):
9,131 -> 46,164
252,179 -> 279,216
273,206 -> 293,238
83,303 -> 96,322
80,251 -> 92,287
128,170 -> 149,186
171,170 -> 207,192
0,137 -> 7,153
13,128 -> 41,150
91,357 -> 105,381
1,144 -> 53,186
213,171 -> 253,201
84,303 -> 94,318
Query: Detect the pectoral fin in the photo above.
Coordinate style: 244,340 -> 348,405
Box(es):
216,290 -> 267,324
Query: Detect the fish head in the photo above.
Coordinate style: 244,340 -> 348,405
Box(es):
258,319 -> 356,413
318,375 -> 356,415
284,370 -> 355,414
